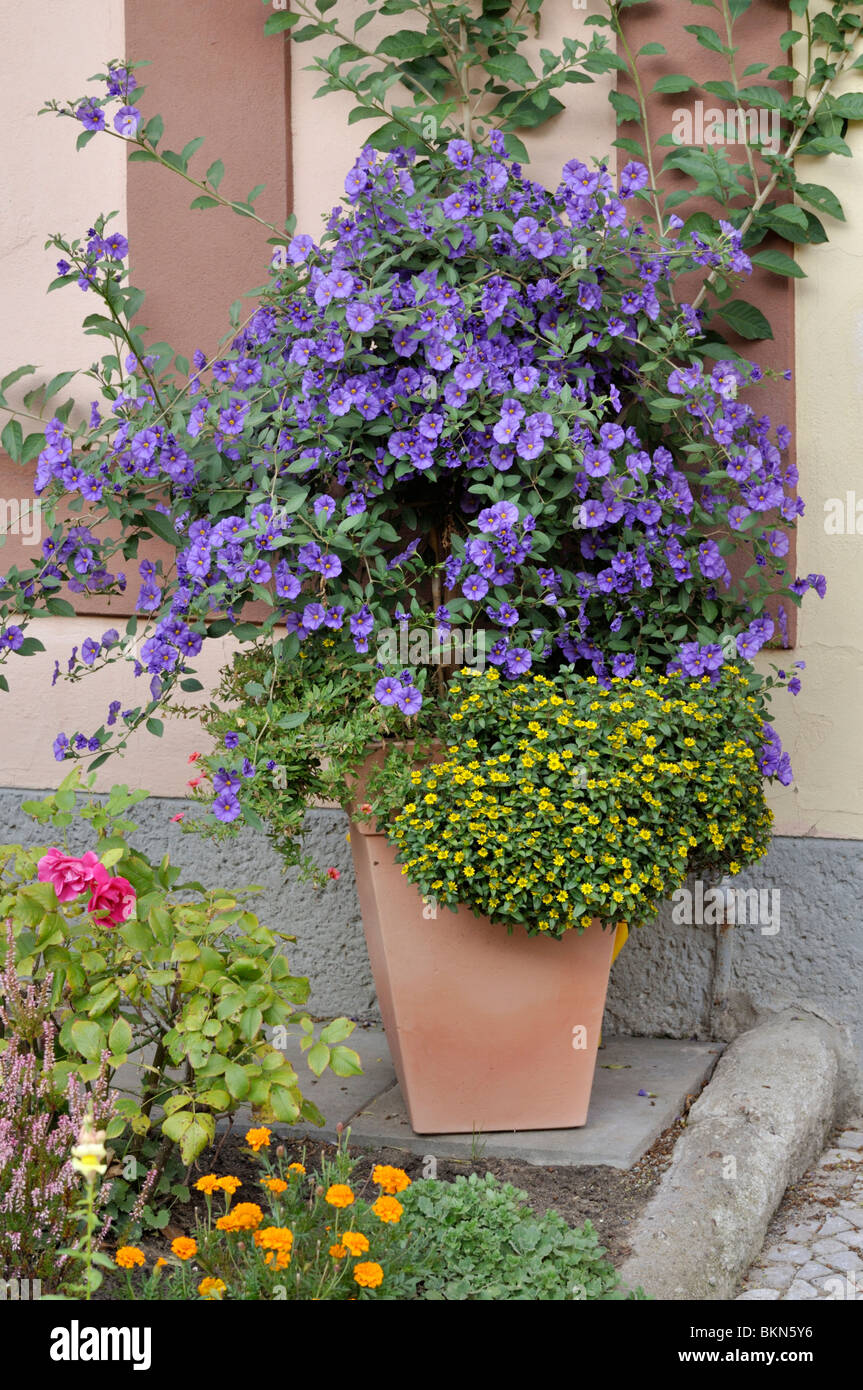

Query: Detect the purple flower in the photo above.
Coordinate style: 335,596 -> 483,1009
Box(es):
375,676 -> 400,706
505,648 -> 532,676
76,101 -> 106,132
395,684 -> 423,715
113,105 -> 141,137
346,301 -> 375,333
447,139 -> 474,170
224,731 -> 240,749
212,791 -> 242,823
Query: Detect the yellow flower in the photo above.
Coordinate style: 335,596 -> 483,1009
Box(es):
216,1175 -> 243,1196
353,1261 -> 384,1289
70,1113 -> 108,1183
329,1243 -> 347,1259
194,1174 -> 221,1195
244,1127 -> 272,1152
262,1177 -> 288,1195
325,1184 -> 355,1209
171,1236 -> 197,1262
198,1277 -> 227,1300
372,1165 -> 411,1194
372,1195 -> 403,1224
115,1246 -> 146,1270
217,1202 -> 263,1232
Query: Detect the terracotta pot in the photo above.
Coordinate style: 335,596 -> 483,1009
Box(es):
348,747 -> 619,1133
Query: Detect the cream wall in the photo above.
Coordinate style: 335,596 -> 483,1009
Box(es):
0,0 -> 127,410
764,36 -> 863,839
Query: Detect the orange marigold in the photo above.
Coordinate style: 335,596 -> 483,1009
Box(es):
372,1164 -> 411,1195
244,1127 -> 272,1152
194,1174 -> 221,1195
342,1231 -> 370,1256
261,1177 -> 288,1195
372,1196 -> 403,1224
155,1257 -> 169,1269
115,1245 -> 146,1269
287,1162 -> 306,1176
324,1184 -> 355,1209
329,1243 -> 347,1259
171,1236 -> 197,1261
198,1277 -> 227,1300
253,1225 -> 294,1269
216,1175 -> 242,1196
216,1202 -> 264,1232
353,1261 -> 384,1289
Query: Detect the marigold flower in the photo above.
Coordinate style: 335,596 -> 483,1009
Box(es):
329,1243 -> 347,1259
353,1261 -> 384,1289
244,1127 -> 272,1152
254,1226 -> 294,1268
115,1246 -> 146,1269
171,1236 -> 197,1261
325,1184 -> 355,1209
155,1257 -> 168,1269
287,1162 -> 306,1176
372,1164 -> 411,1195
372,1196 -> 403,1224
342,1231 -> 370,1256
194,1174 -> 221,1195
198,1277 -> 227,1300
261,1177 -> 288,1194
216,1202 -> 263,1232
216,1175 -> 242,1195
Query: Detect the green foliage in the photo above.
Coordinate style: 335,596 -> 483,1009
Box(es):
0,770 -> 359,1167
599,0 -> 863,336
397,1171 -> 643,1300
375,663 -> 774,937
262,0 -> 619,159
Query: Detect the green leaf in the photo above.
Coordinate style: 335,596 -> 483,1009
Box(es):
70,1019 -> 105,1061
795,182 -> 844,222
224,1061 -> 250,1100
608,91 -> 641,123
683,24 -> 729,56
264,11 -> 299,34
1,420 -> 23,463
716,299 -> 773,341
750,248 -> 804,279
652,75 -> 698,94
329,1045 -> 363,1078
377,32 -> 435,61
269,1084 -> 299,1123
483,54 -> 537,85
140,508 -> 179,546
319,1016 -> 355,1046
306,1041 -> 330,1076
108,1016 -> 133,1055
190,195 -> 220,211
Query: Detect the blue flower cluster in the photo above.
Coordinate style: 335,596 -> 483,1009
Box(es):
30,136 -> 823,794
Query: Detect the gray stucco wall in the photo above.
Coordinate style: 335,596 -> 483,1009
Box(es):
2,789 -> 861,1092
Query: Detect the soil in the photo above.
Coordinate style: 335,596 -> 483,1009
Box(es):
125,1111 -> 686,1276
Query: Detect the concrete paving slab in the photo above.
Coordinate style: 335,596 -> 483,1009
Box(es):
338,1036 -> 722,1169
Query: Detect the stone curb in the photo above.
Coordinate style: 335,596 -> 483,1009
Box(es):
617,1011 -> 846,1300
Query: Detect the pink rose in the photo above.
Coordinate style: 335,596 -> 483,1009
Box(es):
86,863 -> 136,928
37,848 -> 102,902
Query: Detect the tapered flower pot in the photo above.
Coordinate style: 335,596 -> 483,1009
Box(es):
349,816 -> 619,1136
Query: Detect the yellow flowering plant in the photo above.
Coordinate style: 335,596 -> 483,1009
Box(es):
370,664 -> 773,939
